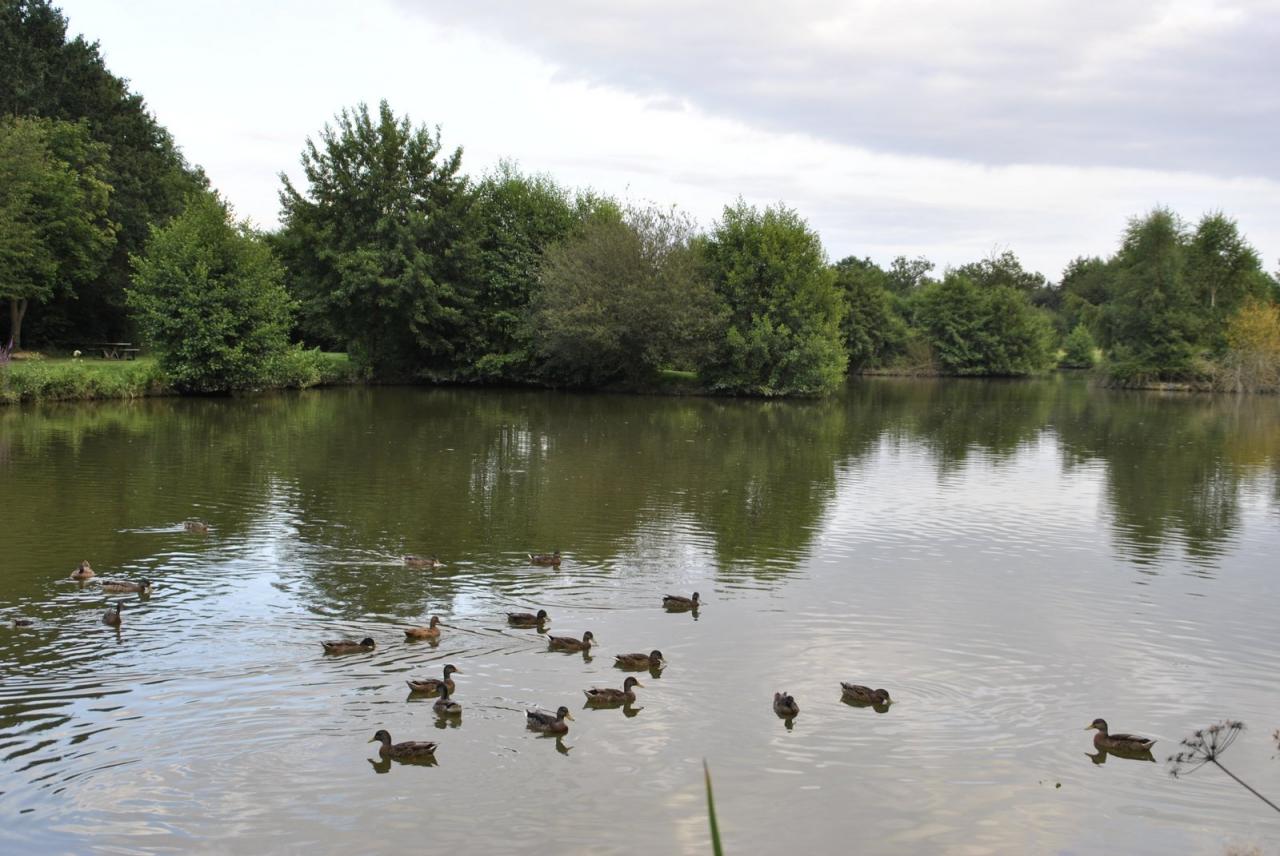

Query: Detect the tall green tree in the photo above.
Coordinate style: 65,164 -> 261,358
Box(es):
0,116 -> 114,348
885,254 -> 935,295
954,250 -> 1046,292
128,192 -> 294,393
700,202 -> 847,396
910,273 -> 1053,375
1,0 -> 205,344
1185,212 -> 1269,327
832,256 -> 907,371
278,101 -> 471,377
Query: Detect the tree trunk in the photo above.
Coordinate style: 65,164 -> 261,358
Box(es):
9,298 -> 27,351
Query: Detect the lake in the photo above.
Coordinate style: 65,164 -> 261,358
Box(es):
2,379 -> 1278,854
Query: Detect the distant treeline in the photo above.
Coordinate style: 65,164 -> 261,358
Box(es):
4,2 -> 1279,396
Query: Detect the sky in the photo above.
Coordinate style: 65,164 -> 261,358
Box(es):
58,0 -> 1280,279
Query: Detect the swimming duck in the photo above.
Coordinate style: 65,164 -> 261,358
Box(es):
840,684 -> 891,706
433,685 -> 463,716
369,729 -> 437,760
614,650 -> 664,670
507,609 -> 550,628
12,618 -> 34,627
102,601 -> 124,627
663,592 -> 700,610
526,706 -> 574,735
70,561 -> 94,581
547,631 -> 595,652
404,616 -> 442,640
406,663 -> 460,696
184,520 -> 209,533
773,691 -> 799,718
404,555 -> 443,569
1086,718 -> 1155,753
322,637 -> 375,654
101,578 -> 152,595
529,551 -> 561,567
584,676 -> 643,706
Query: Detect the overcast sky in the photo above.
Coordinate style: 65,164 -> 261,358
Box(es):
58,0 -> 1279,279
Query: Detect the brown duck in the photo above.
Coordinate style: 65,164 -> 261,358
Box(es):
406,664 -> 461,696
404,616 -> 443,640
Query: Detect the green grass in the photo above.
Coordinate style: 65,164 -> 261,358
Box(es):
705,761 -> 724,855
1,356 -> 170,404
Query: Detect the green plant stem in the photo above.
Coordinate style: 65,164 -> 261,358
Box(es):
704,760 -> 723,855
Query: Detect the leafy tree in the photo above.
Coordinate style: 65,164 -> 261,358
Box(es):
700,202 -> 847,396
954,249 -> 1046,292
1185,212 -> 1269,327
0,116 -> 114,348
530,204 -> 720,387
2,0 -> 205,344
1060,322 -> 1098,369
832,256 -> 907,371
885,254 -> 935,295
128,192 -> 294,392
910,273 -> 1053,375
1215,298 -> 1280,392
278,101 -> 471,377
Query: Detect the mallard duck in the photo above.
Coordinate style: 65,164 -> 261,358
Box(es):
773,691 -> 799,718
406,663 -> 460,695
1086,718 -> 1155,753
433,685 -> 463,716
70,561 -> 94,581
614,650 -> 664,670
369,729 -> 437,760
404,555 -> 443,569
584,676 -> 643,706
841,683 -> 891,706
184,520 -> 209,533
526,705 -> 574,735
507,609 -> 550,628
102,601 -> 124,627
404,616 -> 442,640
13,618 -> 34,627
663,592 -> 700,610
529,551 -> 561,567
547,631 -> 594,652
100,578 -> 152,595
322,637 -> 375,654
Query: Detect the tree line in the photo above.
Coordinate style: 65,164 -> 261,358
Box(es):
4,2 -> 1279,396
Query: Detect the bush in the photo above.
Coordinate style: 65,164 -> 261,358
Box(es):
127,192 -> 295,393
0,357 -> 167,403
910,275 -> 1053,376
1060,323 -> 1098,369
1212,299 -> 1280,392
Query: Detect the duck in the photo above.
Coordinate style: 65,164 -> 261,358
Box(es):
404,616 -> 442,640
102,601 -> 124,627
526,705 -> 574,735
840,683 -> 891,706
663,592 -> 700,610
614,650 -> 664,670
433,684 -> 463,716
70,561 -> 95,581
12,618 -> 34,627
369,729 -> 437,760
321,637 -> 375,654
547,631 -> 595,652
406,663 -> 461,696
404,555 -> 443,569
183,520 -> 210,533
1086,718 -> 1156,753
506,609 -> 550,628
100,578 -> 152,595
529,551 -> 561,567
773,691 -> 799,718
584,676 -> 643,706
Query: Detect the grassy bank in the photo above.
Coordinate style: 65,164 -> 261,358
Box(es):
0,351 -> 359,405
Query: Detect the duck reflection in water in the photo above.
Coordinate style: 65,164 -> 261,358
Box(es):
368,754 -> 438,773
1086,746 -> 1155,764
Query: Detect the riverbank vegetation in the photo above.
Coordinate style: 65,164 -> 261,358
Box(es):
4,1 -> 1279,400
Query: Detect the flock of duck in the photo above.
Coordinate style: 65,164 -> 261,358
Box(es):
37,533 -> 1158,765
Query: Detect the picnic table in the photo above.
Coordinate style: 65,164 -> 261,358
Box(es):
85,342 -> 141,360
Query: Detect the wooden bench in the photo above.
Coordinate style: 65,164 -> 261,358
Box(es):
82,342 -> 136,360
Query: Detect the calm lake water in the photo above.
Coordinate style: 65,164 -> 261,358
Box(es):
2,379 -> 1278,854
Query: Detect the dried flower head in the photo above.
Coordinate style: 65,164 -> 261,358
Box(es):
1167,720 -> 1245,778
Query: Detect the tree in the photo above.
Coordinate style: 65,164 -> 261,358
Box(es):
0,116 -> 114,349
885,254 -> 935,295
128,192 -> 294,392
699,202 -> 847,396
910,273 -> 1053,375
1060,323 -> 1098,369
954,249 -> 1046,292
832,256 -> 907,371
1185,212 -> 1268,325
530,204 -> 721,387
278,101 -> 471,377
1215,298 -> 1280,392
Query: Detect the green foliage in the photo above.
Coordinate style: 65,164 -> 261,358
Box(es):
1060,323 -> 1098,369
531,204 -> 721,387
0,355 -> 167,403
0,116 -> 115,348
704,761 -> 724,856
1185,212 -> 1270,334
954,249 -> 1046,292
128,193 -> 295,393
910,274 -> 1053,375
833,256 -> 908,370
700,202 -> 847,395
278,101 -> 471,378
885,255 -> 935,295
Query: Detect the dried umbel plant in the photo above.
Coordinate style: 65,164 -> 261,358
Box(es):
1168,721 -> 1279,814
